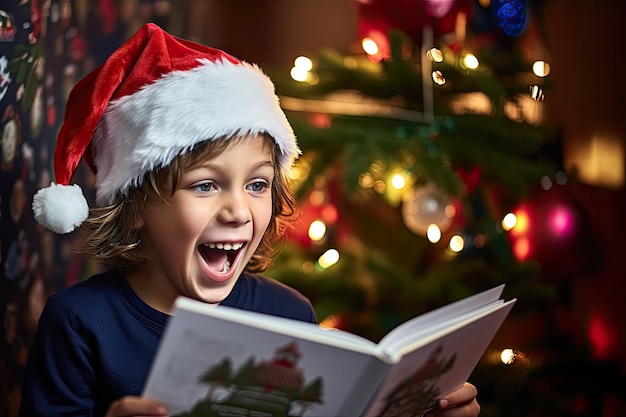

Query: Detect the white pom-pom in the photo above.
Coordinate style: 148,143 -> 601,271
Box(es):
32,182 -> 89,234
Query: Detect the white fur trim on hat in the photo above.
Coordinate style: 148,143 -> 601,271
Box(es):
92,58 -> 300,206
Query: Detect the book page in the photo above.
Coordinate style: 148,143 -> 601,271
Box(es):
378,285 -> 505,351
143,302 -> 390,416
363,299 -> 515,417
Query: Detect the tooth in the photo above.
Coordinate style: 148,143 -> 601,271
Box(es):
206,243 -> 216,249
215,243 -> 224,249
223,243 -> 232,250
222,260 -> 231,273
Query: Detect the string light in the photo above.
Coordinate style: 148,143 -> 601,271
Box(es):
290,56 -> 313,82
318,249 -> 340,269
532,60 -> 550,77
449,234 -> 465,252
499,348 -> 530,365
529,85 -> 545,101
426,47 -> 443,63
361,38 -> 379,55
426,224 -> 442,243
501,212 -> 517,231
461,53 -> 479,70
308,220 -> 327,241
432,70 -> 446,85
391,173 -> 406,190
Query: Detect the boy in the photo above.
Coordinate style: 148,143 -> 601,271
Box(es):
21,24 -> 479,416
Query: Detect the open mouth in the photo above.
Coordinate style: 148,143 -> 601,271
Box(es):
198,242 -> 245,274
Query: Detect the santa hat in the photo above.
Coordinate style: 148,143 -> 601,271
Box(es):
33,23 -> 300,234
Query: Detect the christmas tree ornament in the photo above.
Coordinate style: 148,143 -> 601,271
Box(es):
401,182 -> 455,236
492,0 -> 529,37
507,184 -> 596,282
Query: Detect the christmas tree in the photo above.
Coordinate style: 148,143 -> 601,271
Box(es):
266,0 -> 557,337
260,1 -> 604,415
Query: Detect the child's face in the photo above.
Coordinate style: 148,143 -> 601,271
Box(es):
137,134 -> 275,306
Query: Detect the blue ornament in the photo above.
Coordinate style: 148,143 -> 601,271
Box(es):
492,0 -> 528,37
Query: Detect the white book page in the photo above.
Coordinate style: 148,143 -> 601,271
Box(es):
378,285 -> 505,350
175,297 -> 382,356
380,300 -> 505,356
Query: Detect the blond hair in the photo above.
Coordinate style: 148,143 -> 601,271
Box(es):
79,134 -> 298,272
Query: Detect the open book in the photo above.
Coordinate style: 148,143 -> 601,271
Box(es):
143,285 -> 515,417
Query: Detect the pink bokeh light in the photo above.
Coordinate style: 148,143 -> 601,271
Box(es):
550,206 -> 574,237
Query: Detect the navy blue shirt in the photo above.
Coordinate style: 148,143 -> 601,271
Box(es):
19,271 -> 316,417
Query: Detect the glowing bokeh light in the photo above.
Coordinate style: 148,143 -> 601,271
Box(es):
512,237 -> 530,260
359,172 -> 374,188
500,348 -> 515,364
319,314 -> 343,330
449,234 -> 465,252
294,56 -> 313,71
502,212 -> 517,231
462,53 -> 479,70
510,208 -> 529,236
432,71 -> 446,85
362,38 -> 379,55
588,311 -> 618,360
555,171 -> 568,185
427,48 -> 443,62
290,66 -> 309,82
391,173 -> 406,190
529,85 -> 545,101
308,220 -> 327,241
427,224 -> 442,243
532,60 -> 550,77
318,249 -> 340,269
550,206 -> 573,237
321,204 -> 338,224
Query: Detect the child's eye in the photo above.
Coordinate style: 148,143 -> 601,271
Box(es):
247,180 -> 269,193
192,181 -> 216,192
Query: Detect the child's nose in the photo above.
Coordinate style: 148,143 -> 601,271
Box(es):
217,191 -> 251,225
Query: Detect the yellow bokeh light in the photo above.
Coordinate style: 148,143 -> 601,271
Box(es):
362,38 -> 379,55
449,234 -> 465,252
462,53 -> 479,70
427,224 -> 442,243
359,172 -> 375,188
309,190 -> 325,206
500,348 -> 515,364
318,249 -> 340,269
426,48 -> 443,63
501,212 -> 517,231
290,66 -> 309,82
308,220 -> 327,241
532,60 -> 550,77
294,56 -> 313,71
373,180 -> 386,194
391,173 -> 406,190
510,209 -> 529,236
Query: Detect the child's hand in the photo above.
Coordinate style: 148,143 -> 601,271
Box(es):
429,382 -> 480,417
105,396 -> 168,417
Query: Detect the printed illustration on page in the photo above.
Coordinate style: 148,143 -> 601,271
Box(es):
171,341 -> 324,417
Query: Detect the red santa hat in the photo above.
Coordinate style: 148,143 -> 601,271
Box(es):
32,23 -> 300,234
